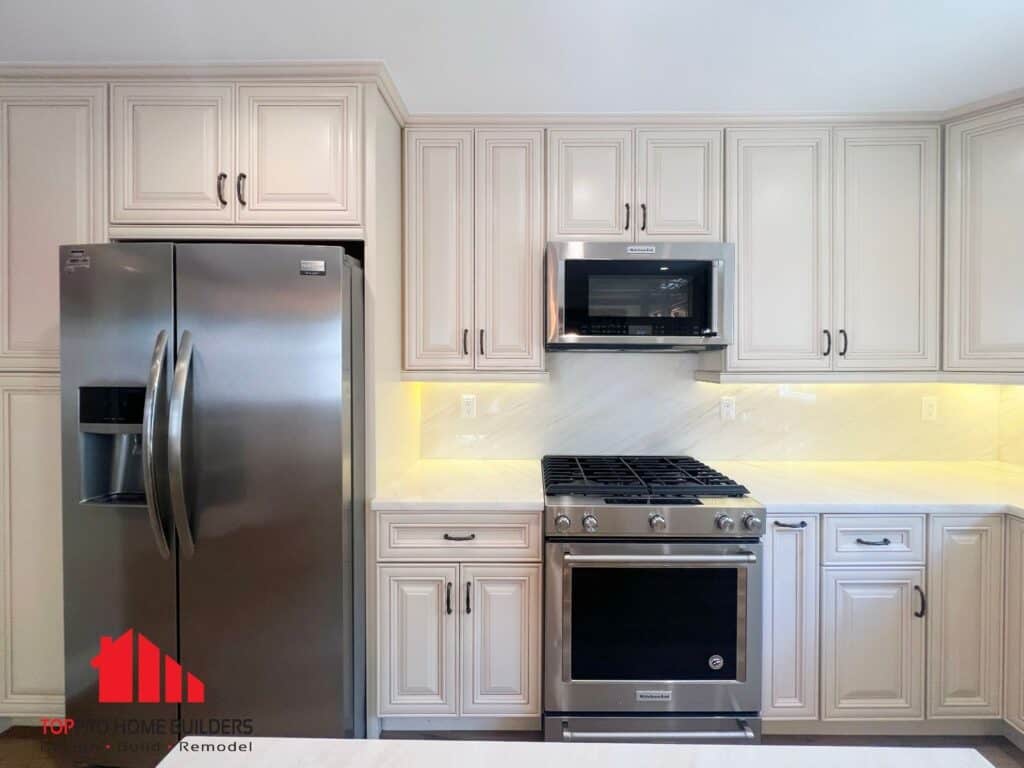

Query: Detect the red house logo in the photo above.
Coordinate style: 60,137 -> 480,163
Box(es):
91,629 -> 205,704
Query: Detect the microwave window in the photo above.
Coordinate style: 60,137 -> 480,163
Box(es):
563,260 -> 713,338
589,275 -> 692,318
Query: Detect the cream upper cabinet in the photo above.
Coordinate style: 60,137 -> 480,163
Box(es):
832,127 -> 940,371
0,84 -> 106,372
111,83 -> 234,223
1006,517 -> 1024,735
726,128 -> 832,371
636,129 -> 723,241
378,564 -> 458,716
236,84 -> 361,224
0,375 -> 64,717
821,567 -> 925,720
945,103 -> 1024,371
474,129 -> 544,370
547,129 -> 633,241
460,564 -> 541,716
762,517 -> 818,719
927,515 -> 1004,718
403,129 -> 475,370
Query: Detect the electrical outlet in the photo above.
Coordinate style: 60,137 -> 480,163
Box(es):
921,395 -> 939,422
461,394 -> 477,419
719,396 -> 737,422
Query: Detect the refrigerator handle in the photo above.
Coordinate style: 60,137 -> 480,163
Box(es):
142,330 -> 172,559
169,330 -> 197,558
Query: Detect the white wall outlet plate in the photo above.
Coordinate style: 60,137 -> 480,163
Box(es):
719,396 -> 737,422
461,393 -> 477,419
921,395 -> 939,422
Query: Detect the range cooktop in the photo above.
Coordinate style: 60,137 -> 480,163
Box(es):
542,455 -> 748,498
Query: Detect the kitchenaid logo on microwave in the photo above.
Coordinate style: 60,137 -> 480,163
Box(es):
626,245 -> 657,254
92,629 -> 205,704
635,689 -> 673,702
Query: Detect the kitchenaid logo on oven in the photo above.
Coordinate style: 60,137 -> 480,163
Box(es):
635,690 -> 673,702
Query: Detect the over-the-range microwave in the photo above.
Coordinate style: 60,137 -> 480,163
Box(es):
545,241 -> 735,351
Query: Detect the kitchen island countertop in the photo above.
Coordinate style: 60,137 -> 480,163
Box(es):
157,736 -> 994,767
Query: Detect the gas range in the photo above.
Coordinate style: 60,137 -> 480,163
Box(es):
542,455 -> 765,539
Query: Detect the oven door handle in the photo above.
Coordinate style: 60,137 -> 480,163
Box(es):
562,552 -> 757,565
561,721 -> 756,742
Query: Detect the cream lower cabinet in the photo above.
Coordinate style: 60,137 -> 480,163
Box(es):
0,84 -> 106,372
927,515 -> 1004,718
821,567 -> 926,720
0,375 -> 64,717
762,516 -> 819,719
377,561 -> 541,718
404,128 -> 544,372
1006,517 -> 1024,735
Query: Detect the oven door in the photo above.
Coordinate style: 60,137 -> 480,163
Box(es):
544,539 -> 762,714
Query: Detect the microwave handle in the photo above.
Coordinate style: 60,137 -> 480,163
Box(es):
562,553 -> 757,565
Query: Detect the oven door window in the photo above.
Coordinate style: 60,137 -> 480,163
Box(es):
569,565 -> 742,681
563,260 -> 712,338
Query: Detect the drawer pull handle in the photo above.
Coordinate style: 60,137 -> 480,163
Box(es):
445,582 -> 452,615
856,537 -> 892,546
773,521 -> 807,529
914,585 -> 927,618
443,533 -> 477,542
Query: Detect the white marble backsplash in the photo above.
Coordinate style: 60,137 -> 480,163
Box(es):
419,354 -> 1006,461
1000,385 -> 1024,465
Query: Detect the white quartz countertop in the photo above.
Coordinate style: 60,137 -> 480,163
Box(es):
372,459 -> 1024,518
157,737 -> 993,768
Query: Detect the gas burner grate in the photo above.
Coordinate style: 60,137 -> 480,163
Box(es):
542,455 -> 748,497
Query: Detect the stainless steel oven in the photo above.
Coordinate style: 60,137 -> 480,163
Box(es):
545,241 -> 735,350
544,538 -> 762,742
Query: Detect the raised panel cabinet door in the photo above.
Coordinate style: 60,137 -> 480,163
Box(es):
475,129 -> 544,370
833,127 -> 940,371
404,129 -> 475,370
927,515 -> 1004,718
636,129 -> 723,241
111,83 -> 234,223
1006,518 -> 1024,735
762,517 -> 819,719
726,128 -> 832,371
236,84 -> 361,224
0,85 -> 106,372
460,564 -> 540,716
377,565 -> 458,716
821,568 -> 925,720
0,376 -> 64,717
946,103 -> 1024,371
547,129 -> 633,241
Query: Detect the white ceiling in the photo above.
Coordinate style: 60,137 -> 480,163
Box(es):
2,0 -> 1024,114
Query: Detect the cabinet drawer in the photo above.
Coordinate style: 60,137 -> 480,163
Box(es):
378,512 -> 541,561
822,515 -> 925,565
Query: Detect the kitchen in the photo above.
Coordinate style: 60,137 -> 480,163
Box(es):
1,2 -> 1024,766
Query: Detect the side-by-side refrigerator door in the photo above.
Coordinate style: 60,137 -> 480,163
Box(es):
171,243 -> 356,737
59,243 -> 178,767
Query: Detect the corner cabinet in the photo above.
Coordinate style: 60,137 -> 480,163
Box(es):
762,516 -> 819,719
111,82 -> 362,226
547,128 -> 722,242
0,84 -> 107,372
945,103 -> 1024,371
403,128 -> 544,372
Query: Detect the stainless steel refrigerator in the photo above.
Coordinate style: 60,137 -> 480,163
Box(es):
59,242 -> 365,766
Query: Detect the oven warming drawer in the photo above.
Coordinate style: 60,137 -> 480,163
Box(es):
545,715 -> 761,744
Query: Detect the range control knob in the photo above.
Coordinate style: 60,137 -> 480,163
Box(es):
582,514 -> 599,533
554,514 -> 572,533
649,513 -> 667,532
743,514 -> 764,533
715,514 -> 736,531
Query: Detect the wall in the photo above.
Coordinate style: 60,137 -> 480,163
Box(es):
1001,386 -> 1024,465
417,354 -> 1005,461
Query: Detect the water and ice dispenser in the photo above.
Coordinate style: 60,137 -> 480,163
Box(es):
78,386 -> 146,505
